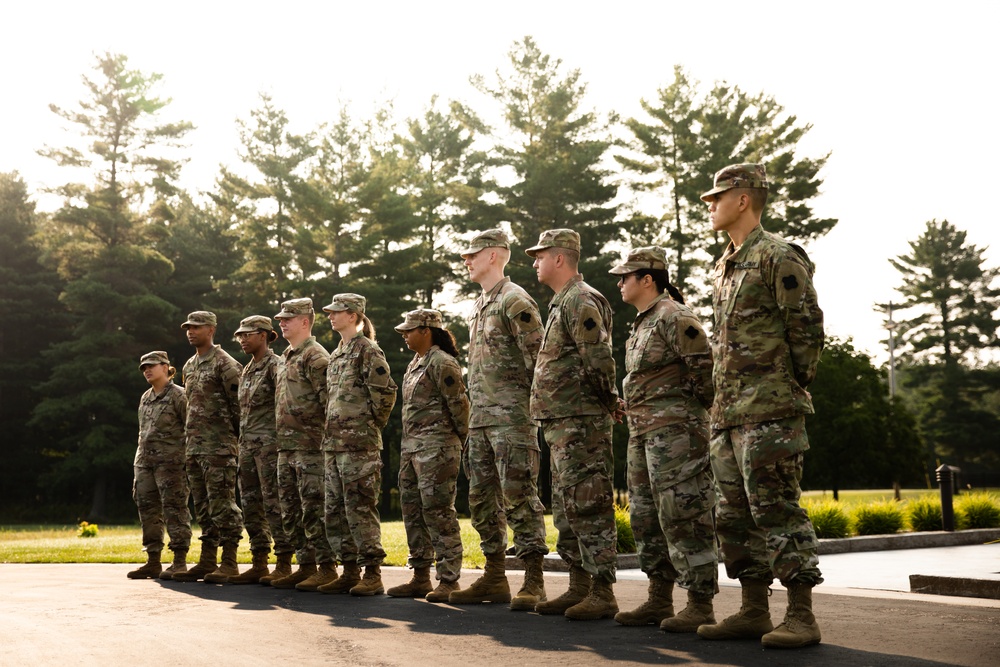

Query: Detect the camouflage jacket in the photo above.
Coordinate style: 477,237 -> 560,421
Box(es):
275,336 -> 330,452
624,292 -> 713,436
239,349 -> 279,451
401,346 -> 470,453
136,382 -> 187,467
711,224 -> 824,429
323,333 -> 397,452
530,275 -> 618,420
467,277 -> 542,428
182,345 -> 241,457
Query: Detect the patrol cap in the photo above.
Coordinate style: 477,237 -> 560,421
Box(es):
700,163 -> 768,202
609,246 -> 670,275
274,297 -> 314,319
138,350 -> 170,370
394,308 -> 444,333
322,293 -> 366,315
524,228 -> 581,258
234,315 -> 278,342
459,229 -> 510,257
181,311 -> 217,329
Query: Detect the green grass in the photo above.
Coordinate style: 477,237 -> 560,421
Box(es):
0,518 -> 560,567
800,489 -> 940,506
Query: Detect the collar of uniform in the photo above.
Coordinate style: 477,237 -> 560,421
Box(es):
246,348 -> 276,371
725,224 -> 764,264
549,273 -> 584,309
634,291 -> 669,323
196,344 -> 220,363
414,344 -> 440,367
334,331 -> 364,355
283,335 -> 317,357
478,276 -> 510,310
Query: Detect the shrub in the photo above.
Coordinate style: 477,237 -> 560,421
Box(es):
851,500 -> 905,536
955,492 -> 1000,529
77,521 -> 99,538
803,499 -> 850,538
906,495 -> 943,532
614,504 -> 636,553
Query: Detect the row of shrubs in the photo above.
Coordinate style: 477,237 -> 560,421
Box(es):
612,492 -> 1000,549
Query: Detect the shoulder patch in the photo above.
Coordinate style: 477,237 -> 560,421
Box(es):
376,366 -> 386,375
781,274 -> 799,291
520,312 -> 532,323
684,325 -> 699,339
444,375 -> 455,387
776,259 -> 809,309
584,318 -> 597,331
675,316 -> 710,356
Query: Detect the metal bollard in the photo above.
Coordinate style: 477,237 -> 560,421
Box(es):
936,464 -> 961,531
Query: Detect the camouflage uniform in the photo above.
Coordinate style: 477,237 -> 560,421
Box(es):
275,330 -> 332,567
322,323 -> 397,568
397,310 -> 470,583
134,356 -> 191,557
617,275 -> 718,596
182,340 -> 244,551
707,170 -> 825,586
465,275 -> 547,559
237,343 -> 292,557
530,264 -> 619,583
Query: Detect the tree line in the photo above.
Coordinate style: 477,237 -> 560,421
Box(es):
1,38 -> 994,521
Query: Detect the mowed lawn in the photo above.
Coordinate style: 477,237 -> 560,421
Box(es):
0,517 -> 560,567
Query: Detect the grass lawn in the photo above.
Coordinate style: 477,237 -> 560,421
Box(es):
0,517 -> 560,567
800,488 -> 942,506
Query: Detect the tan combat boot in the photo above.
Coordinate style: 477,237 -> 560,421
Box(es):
318,561 -> 359,594
614,575 -> 673,626
448,553 -> 510,604
204,543 -> 240,583
425,579 -> 461,602
172,546 -> 218,582
350,565 -> 385,596
127,552 -> 162,579
386,566 -> 433,598
697,579 -> 774,640
535,564 -> 591,615
160,549 -> 188,580
565,576 -> 619,620
296,562 -> 339,591
660,589 -> 715,632
761,582 -> 821,648
271,562 -> 317,589
259,552 -> 292,586
510,552 -> 547,611
229,549 -> 270,585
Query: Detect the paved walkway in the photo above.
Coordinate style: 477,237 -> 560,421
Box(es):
1,544 -> 998,667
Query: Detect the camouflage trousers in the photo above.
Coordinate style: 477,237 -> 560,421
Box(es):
325,449 -> 385,566
627,423 -> 718,596
186,455 -> 243,548
133,464 -> 192,555
239,442 -> 293,555
710,415 -> 823,586
542,414 -> 617,582
277,449 -> 333,565
398,446 -> 463,582
464,425 -> 547,558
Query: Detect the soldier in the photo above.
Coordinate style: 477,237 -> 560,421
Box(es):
128,351 -> 191,580
228,315 -> 293,585
608,248 -> 719,631
697,163 -> 825,648
389,309 -> 469,602
527,229 -> 622,620
319,293 -> 397,596
172,311 -> 244,584
449,229 -> 549,610
271,298 -> 337,591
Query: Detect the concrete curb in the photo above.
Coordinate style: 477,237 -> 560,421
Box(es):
910,574 -> 1000,599
504,528 -> 1000,571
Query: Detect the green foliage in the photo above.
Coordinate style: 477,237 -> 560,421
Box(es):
614,504 -> 636,554
77,521 -> 99,538
955,492 -> 1000,529
906,495 -> 943,532
851,500 -> 906,536
802,499 -> 850,539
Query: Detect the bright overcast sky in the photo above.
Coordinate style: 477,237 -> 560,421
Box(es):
3,1 -> 997,362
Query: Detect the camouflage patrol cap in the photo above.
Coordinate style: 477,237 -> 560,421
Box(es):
700,163 -> 768,202
274,297 -> 314,319
524,228 -> 581,258
460,229 -> 510,256
608,246 -> 670,275
181,311 -> 217,329
234,315 -> 278,342
322,293 -> 366,315
138,350 -> 170,370
394,308 -> 444,332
